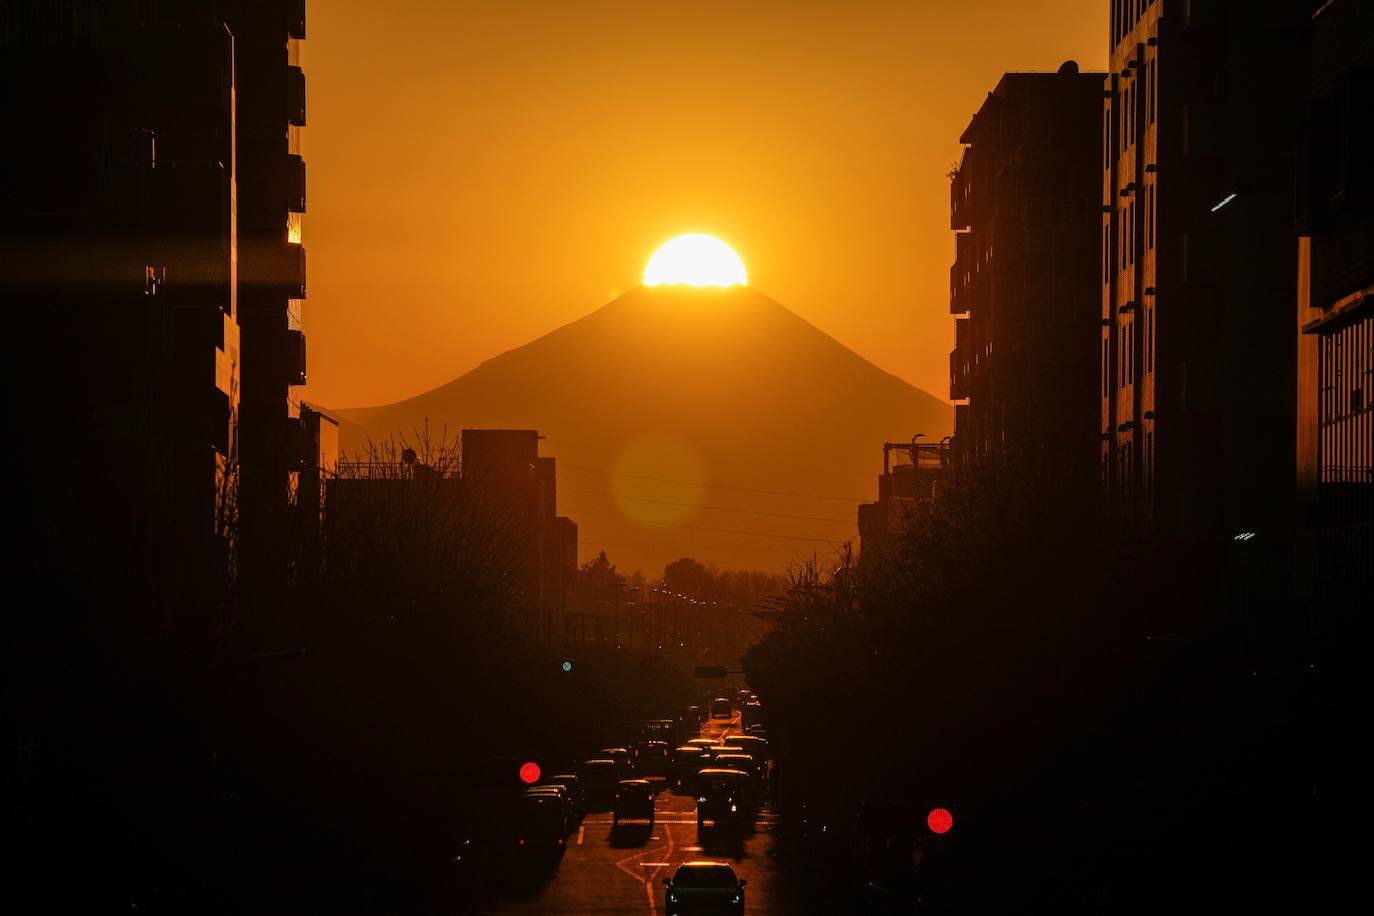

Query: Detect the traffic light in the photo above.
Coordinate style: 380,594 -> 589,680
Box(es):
561,659 -> 573,672
927,807 -> 953,835
519,761 -> 541,784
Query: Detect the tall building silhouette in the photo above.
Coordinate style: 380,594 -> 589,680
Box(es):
1295,0 -> 1373,594
223,1 -> 310,592
1293,1 -> 1372,901
948,64 -> 1106,502
2,3 -> 241,633
461,429 -> 578,624
1101,0 -> 1307,540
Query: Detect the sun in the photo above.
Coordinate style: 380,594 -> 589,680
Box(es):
643,234 -> 747,287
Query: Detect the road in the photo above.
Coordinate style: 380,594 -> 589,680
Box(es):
486,714 -> 796,914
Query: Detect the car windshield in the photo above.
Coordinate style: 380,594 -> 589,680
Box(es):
675,864 -> 738,887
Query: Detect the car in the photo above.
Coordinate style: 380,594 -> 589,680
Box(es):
700,743 -> 745,766
744,725 -> 767,738
709,755 -> 759,808
683,704 -> 705,726
741,699 -> 764,730
513,794 -> 567,853
524,784 -> 574,822
613,779 -> 655,829
663,860 -> 747,915
540,774 -> 586,819
672,745 -> 707,787
695,768 -> 751,830
597,747 -> 636,777
709,697 -> 733,719
578,758 -> 620,798
630,739 -> 671,776
722,735 -> 769,769
643,719 -> 676,742
712,753 -> 757,781
686,738 -> 720,751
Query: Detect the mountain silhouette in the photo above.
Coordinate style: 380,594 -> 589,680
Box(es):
328,286 -> 951,574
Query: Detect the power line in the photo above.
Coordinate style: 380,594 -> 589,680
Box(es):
558,485 -> 856,524
559,464 -> 866,503
569,508 -> 852,544
579,540 -> 812,555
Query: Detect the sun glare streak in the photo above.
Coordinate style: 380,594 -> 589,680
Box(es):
643,234 -> 747,287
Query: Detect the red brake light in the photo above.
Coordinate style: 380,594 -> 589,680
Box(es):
519,838 -> 525,845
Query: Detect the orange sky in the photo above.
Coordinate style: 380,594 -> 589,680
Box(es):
302,1 -> 1106,410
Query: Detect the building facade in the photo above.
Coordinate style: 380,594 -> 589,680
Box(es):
1295,0 -> 1373,594
461,429 -> 578,618
1294,2 -> 1372,899
2,3 -> 241,632
949,64 -> 1106,505
1101,0 -> 1308,540
857,440 -> 951,570
224,0 -> 310,587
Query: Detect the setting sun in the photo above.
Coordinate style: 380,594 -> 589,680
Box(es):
643,234 -> 747,287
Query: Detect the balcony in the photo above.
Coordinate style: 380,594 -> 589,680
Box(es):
286,154 -> 306,212
285,66 -> 306,126
950,348 -> 968,400
285,329 -> 307,387
240,240 -> 306,299
288,0 -> 306,39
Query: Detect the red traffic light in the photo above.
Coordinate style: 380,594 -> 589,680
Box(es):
519,761 -> 541,784
928,807 -> 953,835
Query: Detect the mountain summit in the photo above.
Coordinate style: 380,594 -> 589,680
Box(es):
329,286 -> 951,573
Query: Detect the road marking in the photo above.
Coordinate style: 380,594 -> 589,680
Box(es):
611,821 -> 674,916
576,825 -> 584,845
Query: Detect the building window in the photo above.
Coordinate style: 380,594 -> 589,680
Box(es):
1148,58 -> 1156,125
1145,430 -> 1154,494
1105,108 -> 1112,170
1103,338 -> 1110,397
1104,224 -> 1110,283
1123,86 -> 1131,153
1148,184 -> 1155,249
1121,210 -> 1127,270
1146,308 -> 1153,372
1128,202 -> 1134,265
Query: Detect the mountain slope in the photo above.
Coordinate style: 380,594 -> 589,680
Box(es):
330,286 -> 951,573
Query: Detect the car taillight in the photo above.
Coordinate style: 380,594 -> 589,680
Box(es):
558,837 -> 564,845
518,838 -> 525,846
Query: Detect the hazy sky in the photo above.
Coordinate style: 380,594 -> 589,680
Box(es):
302,1 -> 1106,409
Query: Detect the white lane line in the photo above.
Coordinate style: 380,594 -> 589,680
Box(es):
643,822 -> 674,915
576,825 -> 584,845
639,862 -> 672,867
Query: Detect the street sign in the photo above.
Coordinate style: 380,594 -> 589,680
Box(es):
693,666 -> 729,678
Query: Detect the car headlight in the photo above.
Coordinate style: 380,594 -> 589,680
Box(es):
733,893 -> 741,903
667,891 -> 676,902
698,797 -> 706,803
730,804 -> 738,812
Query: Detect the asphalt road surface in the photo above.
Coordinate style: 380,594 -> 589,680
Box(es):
487,714 -> 795,914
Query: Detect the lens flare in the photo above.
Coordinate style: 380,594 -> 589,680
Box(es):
643,234 -> 747,287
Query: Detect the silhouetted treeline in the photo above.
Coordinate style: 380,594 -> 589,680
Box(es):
745,451 -> 1314,912
662,556 -> 788,610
